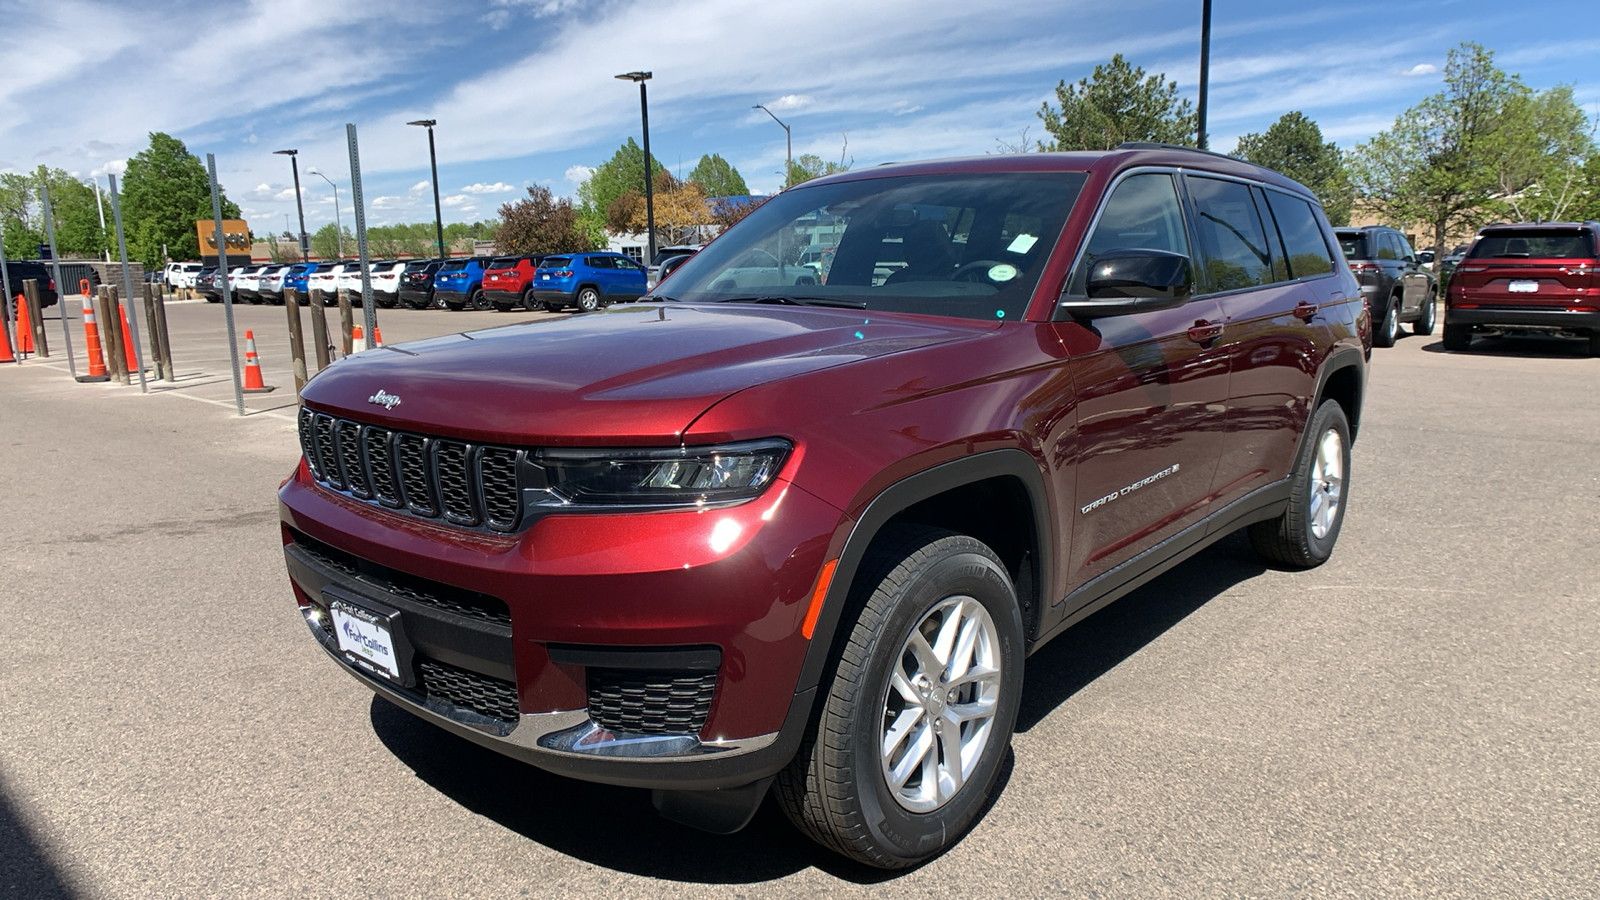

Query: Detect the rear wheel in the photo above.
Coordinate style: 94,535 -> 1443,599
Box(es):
1412,293 -> 1436,336
521,288 -> 539,311
1249,399 -> 1351,569
576,287 -> 601,312
775,526 -> 1023,869
1442,322 -> 1472,351
469,288 -> 491,311
1374,297 -> 1399,348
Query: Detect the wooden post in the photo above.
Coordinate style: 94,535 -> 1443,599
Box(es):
284,287 -> 307,392
337,288 -> 354,356
142,284 -> 167,381
98,286 -> 128,384
22,279 -> 48,356
309,290 -> 332,369
152,283 -> 175,382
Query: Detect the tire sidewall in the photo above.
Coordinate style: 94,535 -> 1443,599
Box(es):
1293,401 -> 1352,564
577,287 -> 599,312
840,542 -> 1024,865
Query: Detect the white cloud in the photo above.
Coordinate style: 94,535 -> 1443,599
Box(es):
460,182 -> 514,194
890,101 -> 923,116
767,94 -> 815,111
371,195 -> 403,209
91,159 -> 127,177
441,194 -> 473,208
565,165 -> 594,185
1403,63 -> 1438,77
409,180 -> 431,193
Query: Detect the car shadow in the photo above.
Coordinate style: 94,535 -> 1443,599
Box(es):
370,530 -> 1269,884
1418,334 -> 1593,357
0,778 -> 79,899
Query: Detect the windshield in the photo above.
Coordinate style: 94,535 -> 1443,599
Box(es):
1469,230 -> 1595,259
654,172 -> 1085,321
489,257 -> 518,269
1336,234 -> 1366,259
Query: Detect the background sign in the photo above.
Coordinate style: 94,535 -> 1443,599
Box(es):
196,220 -> 252,259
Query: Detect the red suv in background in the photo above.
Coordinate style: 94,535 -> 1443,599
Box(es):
482,255 -> 545,312
1444,221 -> 1600,355
280,146 -> 1366,868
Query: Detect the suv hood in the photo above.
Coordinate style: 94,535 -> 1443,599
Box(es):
301,303 -> 997,445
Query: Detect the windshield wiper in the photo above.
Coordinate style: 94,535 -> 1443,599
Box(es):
715,295 -> 868,309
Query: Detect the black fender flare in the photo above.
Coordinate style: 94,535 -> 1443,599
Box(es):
793,448 -> 1054,695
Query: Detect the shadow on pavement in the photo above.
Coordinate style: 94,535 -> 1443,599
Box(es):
1017,530 -> 1267,732
1418,334 -> 1593,357
371,531 -> 1271,884
0,778 -> 78,900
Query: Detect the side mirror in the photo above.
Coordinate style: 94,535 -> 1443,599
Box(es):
1059,248 -> 1194,319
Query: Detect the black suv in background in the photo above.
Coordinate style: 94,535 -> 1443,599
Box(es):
398,259 -> 443,309
3,261 -> 60,309
1335,226 -> 1436,347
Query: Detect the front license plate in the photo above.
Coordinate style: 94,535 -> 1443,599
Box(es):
1508,280 -> 1539,293
330,599 -> 403,682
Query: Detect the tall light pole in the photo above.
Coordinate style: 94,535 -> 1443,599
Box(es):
273,149 -> 311,262
308,168 -> 343,258
1197,0 -> 1212,150
407,119 -> 447,259
753,104 -> 792,191
615,71 -> 656,263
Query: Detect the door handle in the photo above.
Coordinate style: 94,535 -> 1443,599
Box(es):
1293,301 -> 1320,321
1187,319 -> 1223,344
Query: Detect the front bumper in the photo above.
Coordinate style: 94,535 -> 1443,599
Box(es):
1446,305 -> 1600,333
279,460 -> 840,790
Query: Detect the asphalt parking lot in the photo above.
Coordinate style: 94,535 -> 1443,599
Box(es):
1,300 -> 1596,897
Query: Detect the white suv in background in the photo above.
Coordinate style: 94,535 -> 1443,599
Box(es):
309,262 -> 347,305
369,260 -> 405,307
165,262 -> 202,289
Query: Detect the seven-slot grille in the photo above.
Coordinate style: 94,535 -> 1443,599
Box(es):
299,407 -> 524,532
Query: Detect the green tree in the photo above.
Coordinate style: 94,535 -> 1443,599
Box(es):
1037,54 -> 1196,151
1349,43 -> 1532,256
1570,151 -> 1600,221
311,223 -> 353,260
0,173 -> 43,259
687,153 -> 749,197
787,153 -> 850,187
1484,85 -> 1596,222
577,139 -> 666,233
1231,112 -> 1356,226
496,185 -> 594,255
120,132 -> 240,267
0,167 -> 109,259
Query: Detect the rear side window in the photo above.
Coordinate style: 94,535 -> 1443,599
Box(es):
586,256 -> 613,269
1265,192 -> 1335,279
1186,175 -> 1274,292
1469,230 -> 1595,259
1066,172 -> 1190,295
1376,232 -> 1400,260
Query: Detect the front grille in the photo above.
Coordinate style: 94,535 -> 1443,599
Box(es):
418,658 -> 520,723
299,408 -> 524,532
587,669 -> 718,737
290,530 -> 512,626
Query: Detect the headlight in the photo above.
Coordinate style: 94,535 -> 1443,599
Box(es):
538,439 -> 791,507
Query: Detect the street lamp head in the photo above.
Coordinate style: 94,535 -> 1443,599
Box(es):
407,119 -> 437,128
273,149 -> 298,156
614,71 -> 652,82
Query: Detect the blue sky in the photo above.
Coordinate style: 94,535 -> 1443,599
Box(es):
2,0 -> 1596,240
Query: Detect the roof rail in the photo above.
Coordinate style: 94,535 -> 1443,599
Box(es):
1116,141 -> 1237,161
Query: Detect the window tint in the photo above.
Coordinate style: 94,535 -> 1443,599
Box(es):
542,257 -> 572,268
1265,192 -> 1335,278
1376,232 -> 1400,260
1394,233 -> 1415,260
1336,233 -> 1366,259
1467,230 -> 1597,259
1187,176 -> 1273,291
586,256 -> 613,269
1253,186 -> 1290,282
1067,172 -> 1189,295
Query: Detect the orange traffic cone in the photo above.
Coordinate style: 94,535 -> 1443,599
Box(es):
77,291 -> 110,382
0,312 -> 14,364
350,324 -> 366,353
242,330 -> 276,393
372,326 -> 383,348
118,303 -> 139,372
15,294 -> 35,355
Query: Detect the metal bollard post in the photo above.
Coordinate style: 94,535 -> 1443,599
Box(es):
284,287 -> 307,392
23,279 -> 48,356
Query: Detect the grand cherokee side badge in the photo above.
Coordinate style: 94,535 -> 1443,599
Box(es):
368,390 -> 402,410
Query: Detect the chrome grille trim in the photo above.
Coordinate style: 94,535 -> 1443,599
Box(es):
297,410 -> 522,533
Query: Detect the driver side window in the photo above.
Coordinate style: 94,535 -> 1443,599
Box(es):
1066,173 -> 1189,295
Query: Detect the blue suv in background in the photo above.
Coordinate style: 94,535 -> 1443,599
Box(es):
531,252 -> 647,311
282,263 -> 324,305
433,258 -> 491,310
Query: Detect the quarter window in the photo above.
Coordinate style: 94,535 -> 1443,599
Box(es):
1186,176 -> 1274,292
1263,192 -> 1335,279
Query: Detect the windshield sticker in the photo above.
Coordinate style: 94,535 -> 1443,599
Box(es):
1006,234 -> 1038,254
987,264 -> 1018,282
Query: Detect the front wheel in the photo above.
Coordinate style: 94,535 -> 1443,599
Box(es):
1249,399 -> 1351,568
1374,297 -> 1399,348
575,287 -> 601,312
775,526 -> 1023,869
1412,293 -> 1436,336
521,288 -> 539,312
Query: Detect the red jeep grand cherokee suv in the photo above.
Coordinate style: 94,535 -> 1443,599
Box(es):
280,145 -> 1366,868
1443,221 -> 1600,355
